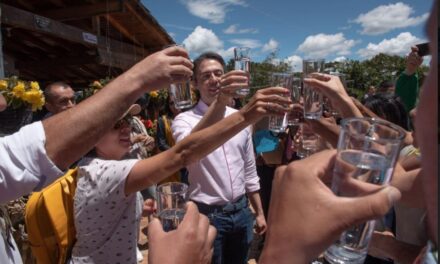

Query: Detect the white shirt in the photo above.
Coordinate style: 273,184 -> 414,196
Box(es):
0,121 -> 63,204
72,158 -> 142,264
172,101 -> 260,206
0,121 -> 63,264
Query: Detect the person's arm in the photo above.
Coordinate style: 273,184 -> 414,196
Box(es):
43,46 -> 193,170
258,150 -> 401,263
368,231 -> 422,264
304,73 -> 363,118
306,117 -> 340,148
156,116 -> 171,151
125,87 -> 292,195
248,191 -> 267,235
191,70 -> 250,133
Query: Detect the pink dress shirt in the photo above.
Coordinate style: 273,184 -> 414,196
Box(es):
172,101 -> 260,206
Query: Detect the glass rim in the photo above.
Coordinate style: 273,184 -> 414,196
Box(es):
340,117 -> 406,143
156,182 -> 188,195
271,72 -> 294,76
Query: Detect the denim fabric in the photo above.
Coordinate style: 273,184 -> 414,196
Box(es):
206,206 -> 254,264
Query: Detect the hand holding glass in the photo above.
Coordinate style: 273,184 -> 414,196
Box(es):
166,44 -> 193,109
324,118 -> 405,264
156,182 -> 188,232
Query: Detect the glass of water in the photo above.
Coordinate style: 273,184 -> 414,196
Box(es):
287,76 -> 303,125
156,182 -> 188,232
268,72 -> 293,133
303,59 -> 325,120
234,47 -> 251,96
296,122 -> 319,159
324,118 -> 405,264
165,44 -> 193,109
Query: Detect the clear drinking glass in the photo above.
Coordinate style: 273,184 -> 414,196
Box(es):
324,118 -> 405,264
268,72 -> 292,133
303,59 -> 325,120
156,182 -> 188,232
287,76 -> 303,125
234,47 -> 251,96
296,122 -> 319,158
166,44 -> 193,109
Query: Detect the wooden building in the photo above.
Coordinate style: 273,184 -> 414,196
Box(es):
0,0 -> 174,88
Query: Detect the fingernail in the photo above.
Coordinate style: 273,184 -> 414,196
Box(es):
386,187 -> 401,204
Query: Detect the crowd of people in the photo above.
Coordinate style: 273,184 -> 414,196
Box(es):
0,1 -> 437,264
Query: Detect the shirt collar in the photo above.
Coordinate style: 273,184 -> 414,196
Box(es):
195,100 -> 210,114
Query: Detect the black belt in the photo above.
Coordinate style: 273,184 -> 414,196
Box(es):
193,195 -> 248,215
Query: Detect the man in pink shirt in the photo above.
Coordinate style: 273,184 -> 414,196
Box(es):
172,52 -> 267,264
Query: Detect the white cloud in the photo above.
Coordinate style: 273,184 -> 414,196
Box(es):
229,38 -> 262,49
297,33 -> 357,59
182,26 -> 235,59
183,26 -> 224,55
181,0 -> 247,24
333,56 -> 347,62
224,24 -> 258,34
262,39 -> 279,53
357,32 -> 422,58
284,55 -> 303,72
354,2 -> 429,35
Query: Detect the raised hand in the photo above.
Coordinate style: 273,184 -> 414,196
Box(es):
148,202 -> 216,264
259,150 -> 401,264
130,46 -> 194,92
239,87 -> 292,124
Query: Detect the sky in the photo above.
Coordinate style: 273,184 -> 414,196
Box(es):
142,0 -> 433,71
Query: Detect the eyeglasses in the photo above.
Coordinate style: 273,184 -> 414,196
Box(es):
114,115 -> 133,129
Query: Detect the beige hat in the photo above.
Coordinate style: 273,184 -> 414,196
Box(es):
121,104 -> 141,118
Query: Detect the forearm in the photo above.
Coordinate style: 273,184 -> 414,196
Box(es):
44,72 -> 144,169
126,111 -> 251,194
334,96 -> 363,118
247,191 -> 264,216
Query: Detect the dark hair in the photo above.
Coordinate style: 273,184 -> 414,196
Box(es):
378,80 -> 394,93
364,94 -> 410,130
44,81 -> 72,102
192,52 -> 225,82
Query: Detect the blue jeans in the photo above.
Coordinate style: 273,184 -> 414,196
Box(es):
195,197 -> 254,264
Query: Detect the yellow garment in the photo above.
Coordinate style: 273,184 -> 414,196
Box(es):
25,168 -> 77,264
158,115 -> 180,184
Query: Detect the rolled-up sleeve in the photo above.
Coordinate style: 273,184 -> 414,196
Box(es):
0,122 -> 63,203
243,127 -> 260,193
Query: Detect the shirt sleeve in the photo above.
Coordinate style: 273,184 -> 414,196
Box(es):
0,122 -> 64,203
243,127 -> 260,193
171,113 -> 193,143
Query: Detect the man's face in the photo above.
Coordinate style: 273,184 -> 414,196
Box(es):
194,59 -> 224,106
46,85 -> 76,114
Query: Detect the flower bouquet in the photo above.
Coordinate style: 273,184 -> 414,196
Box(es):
0,76 -> 45,135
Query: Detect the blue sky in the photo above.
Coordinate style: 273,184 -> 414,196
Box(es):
142,0 -> 432,71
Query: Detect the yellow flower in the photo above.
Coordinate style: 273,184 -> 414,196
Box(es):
92,81 -> 103,89
11,82 -> 26,99
30,81 -> 40,91
23,90 -> 45,111
0,80 -> 8,90
150,91 -> 159,98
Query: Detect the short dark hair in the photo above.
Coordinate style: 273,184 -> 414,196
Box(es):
44,81 -> 71,102
364,94 -> 410,130
378,80 -> 394,93
192,52 -> 225,81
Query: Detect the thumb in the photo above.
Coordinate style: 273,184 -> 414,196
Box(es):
339,186 -> 401,227
148,218 -> 165,243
